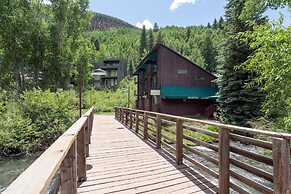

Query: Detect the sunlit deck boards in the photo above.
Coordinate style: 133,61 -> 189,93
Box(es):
78,115 -> 218,194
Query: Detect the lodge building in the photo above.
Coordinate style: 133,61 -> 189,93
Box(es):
134,44 -> 218,117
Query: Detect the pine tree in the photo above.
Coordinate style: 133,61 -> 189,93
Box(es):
218,16 -> 224,29
212,18 -> 218,29
217,0 -> 264,126
185,27 -> 191,42
157,31 -> 163,44
139,25 -> 147,59
148,29 -> 154,50
207,22 -> 211,28
200,30 -> 218,73
153,22 -> 159,32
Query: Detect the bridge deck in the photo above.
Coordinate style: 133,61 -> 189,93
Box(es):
78,115 -> 218,194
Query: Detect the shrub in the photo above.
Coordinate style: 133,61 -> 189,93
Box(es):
20,89 -> 79,146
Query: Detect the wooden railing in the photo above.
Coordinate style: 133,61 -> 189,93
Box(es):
116,107 -> 291,194
3,107 -> 94,194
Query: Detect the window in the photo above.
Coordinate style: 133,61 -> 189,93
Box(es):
178,69 -> 188,75
152,96 -> 158,105
152,64 -> 157,72
196,76 -> 205,80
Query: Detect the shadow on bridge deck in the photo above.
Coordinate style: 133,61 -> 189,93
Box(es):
78,115 -> 218,194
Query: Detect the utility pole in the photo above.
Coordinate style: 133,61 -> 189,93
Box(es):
79,63 -> 83,118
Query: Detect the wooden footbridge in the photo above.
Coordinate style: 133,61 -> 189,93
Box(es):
3,107 -> 291,194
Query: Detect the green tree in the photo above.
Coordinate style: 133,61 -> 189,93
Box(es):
213,18 -> 218,29
153,22 -> 159,32
148,29 -> 154,50
218,16 -> 224,29
139,25 -> 147,58
185,27 -> 191,42
157,31 -> 163,44
241,0 -> 290,130
217,0 -> 264,126
200,30 -> 218,73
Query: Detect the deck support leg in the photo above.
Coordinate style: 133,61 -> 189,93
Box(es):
176,119 -> 183,165
273,138 -> 290,194
61,140 -> 77,194
219,127 -> 230,194
77,126 -> 87,182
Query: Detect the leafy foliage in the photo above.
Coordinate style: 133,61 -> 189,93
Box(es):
0,89 -> 78,156
243,22 -> 290,131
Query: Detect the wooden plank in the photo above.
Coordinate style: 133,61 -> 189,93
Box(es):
229,182 -> 249,194
183,124 -> 219,138
61,140 -> 77,194
230,145 -> 273,166
230,158 -> 273,182
230,170 -> 273,194
230,133 -> 272,150
77,126 -> 87,182
183,134 -> 219,152
156,115 -> 162,149
272,138 -> 290,194
219,127 -> 230,194
183,145 -> 219,165
78,114 -> 216,194
183,154 -> 219,179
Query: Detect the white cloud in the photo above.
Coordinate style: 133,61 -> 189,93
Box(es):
135,19 -> 153,30
170,0 -> 197,11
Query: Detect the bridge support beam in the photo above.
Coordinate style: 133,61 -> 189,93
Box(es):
219,127 -> 230,194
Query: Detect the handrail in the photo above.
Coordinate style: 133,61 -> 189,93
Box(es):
3,107 -> 94,194
115,107 -> 291,194
116,107 -> 291,139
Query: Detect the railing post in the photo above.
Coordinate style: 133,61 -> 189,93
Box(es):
125,109 -> 128,126
176,118 -> 183,165
272,138 -> 290,194
143,112 -> 148,139
60,140 -> 77,194
121,109 -> 124,124
115,107 -> 117,119
129,110 -> 133,129
85,118 -> 89,157
156,115 -> 162,149
77,126 -> 87,182
135,111 -> 139,133
219,127 -> 230,194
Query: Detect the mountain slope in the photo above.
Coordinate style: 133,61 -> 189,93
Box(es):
90,12 -> 135,31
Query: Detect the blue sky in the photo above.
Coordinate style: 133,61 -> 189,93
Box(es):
89,0 -> 290,28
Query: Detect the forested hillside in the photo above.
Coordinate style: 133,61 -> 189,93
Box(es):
89,25 -> 224,74
90,12 -> 135,31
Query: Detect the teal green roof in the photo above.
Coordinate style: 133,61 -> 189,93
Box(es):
161,85 -> 218,100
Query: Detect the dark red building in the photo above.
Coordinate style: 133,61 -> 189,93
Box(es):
134,44 -> 218,117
